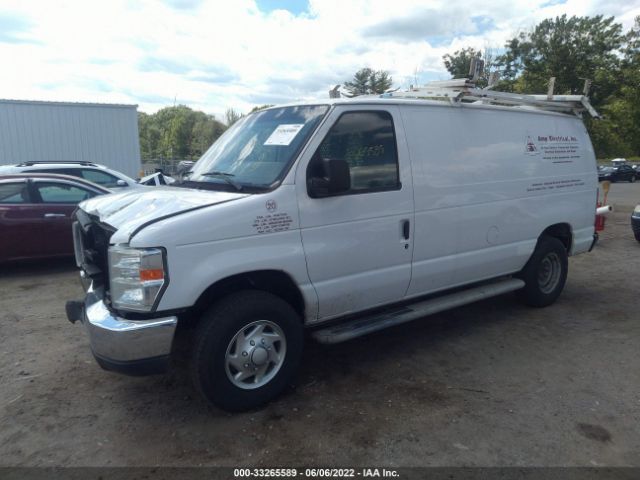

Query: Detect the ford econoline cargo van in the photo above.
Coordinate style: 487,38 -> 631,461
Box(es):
67,86 -> 599,411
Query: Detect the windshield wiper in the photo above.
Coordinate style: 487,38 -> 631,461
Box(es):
201,171 -> 243,191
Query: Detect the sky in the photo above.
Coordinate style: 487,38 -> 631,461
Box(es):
1,0 -> 639,119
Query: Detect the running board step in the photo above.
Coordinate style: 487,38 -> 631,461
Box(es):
311,277 -> 525,344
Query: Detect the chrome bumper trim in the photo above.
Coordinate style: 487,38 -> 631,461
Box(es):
83,283 -> 177,362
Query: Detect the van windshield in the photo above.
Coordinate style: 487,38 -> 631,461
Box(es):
186,105 -> 329,190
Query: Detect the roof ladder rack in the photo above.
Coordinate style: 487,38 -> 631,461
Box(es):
380,78 -> 600,118
17,161 -> 99,167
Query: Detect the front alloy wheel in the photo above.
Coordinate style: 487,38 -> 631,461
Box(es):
225,320 -> 287,390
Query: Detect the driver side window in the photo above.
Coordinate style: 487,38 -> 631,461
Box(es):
311,110 -> 400,194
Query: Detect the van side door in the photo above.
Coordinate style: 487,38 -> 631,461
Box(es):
295,106 -> 414,321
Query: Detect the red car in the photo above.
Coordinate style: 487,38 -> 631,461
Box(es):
0,173 -> 110,263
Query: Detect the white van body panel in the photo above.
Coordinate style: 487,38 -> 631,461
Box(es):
401,103 -> 597,296
80,187 -> 248,244
129,185 -> 318,316
295,105 -> 415,321
76,98 -> 596,327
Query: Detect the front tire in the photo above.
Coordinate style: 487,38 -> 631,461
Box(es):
516,236 -> 568,307
191,290 -> 303,412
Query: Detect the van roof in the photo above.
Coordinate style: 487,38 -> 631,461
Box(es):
270,79 -> 599,119
269,96 -> 584,119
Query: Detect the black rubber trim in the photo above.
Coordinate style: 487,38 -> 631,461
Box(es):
92,352 -> 169,376
307,276 -> 515,331
588,233 -> 599,252
65,300 -> 84,324
114,307 -> 189,320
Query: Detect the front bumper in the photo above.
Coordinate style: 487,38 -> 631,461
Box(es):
632,215 -> 640,239
66,281 -> 177,376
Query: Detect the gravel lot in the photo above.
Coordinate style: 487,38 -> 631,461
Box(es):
0,184 -> 638,468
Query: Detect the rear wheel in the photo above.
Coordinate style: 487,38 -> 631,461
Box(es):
516,236 -> 568,307
191,290 -> 303,412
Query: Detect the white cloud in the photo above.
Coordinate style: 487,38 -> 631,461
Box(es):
0,0 -> 638,118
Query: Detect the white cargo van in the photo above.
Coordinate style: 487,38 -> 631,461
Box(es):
66,84 -> 599,411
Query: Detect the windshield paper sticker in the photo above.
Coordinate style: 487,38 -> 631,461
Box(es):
264,124 -> 304,146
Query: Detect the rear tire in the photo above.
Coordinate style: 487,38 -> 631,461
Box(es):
516,236 -> 568,307
191,290 -> 303,412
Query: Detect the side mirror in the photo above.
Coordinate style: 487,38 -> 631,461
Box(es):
308,158 -> 351,198
116,179 -> 127,187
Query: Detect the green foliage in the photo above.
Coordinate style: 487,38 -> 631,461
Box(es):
442,47 -> 500,88
344,68 -> 393,96
138,105 -> 226,161
442,15 -> 640,158
498,15 -> 623,104
443,47 -> 480,78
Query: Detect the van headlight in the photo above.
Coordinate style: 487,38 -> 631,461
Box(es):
108,246 -> 167,312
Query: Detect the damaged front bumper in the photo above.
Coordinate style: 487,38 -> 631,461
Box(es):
66,280 -> 177,376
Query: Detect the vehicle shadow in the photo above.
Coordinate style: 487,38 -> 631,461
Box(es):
0,257 -> 77,279
161,293 -> 524,417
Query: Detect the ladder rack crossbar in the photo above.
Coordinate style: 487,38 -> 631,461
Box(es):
381,81 -> 600,118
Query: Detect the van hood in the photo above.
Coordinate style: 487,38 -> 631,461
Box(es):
79,186 -> 248,240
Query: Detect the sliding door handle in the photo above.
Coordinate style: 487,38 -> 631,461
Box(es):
402,219 -> 410,240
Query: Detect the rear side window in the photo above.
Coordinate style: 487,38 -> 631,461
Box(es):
313,111 -> 400,193
0,182 -> 28,203
34,182 -> 97,204
31,168 -> 78,177
80,169 -> 120,187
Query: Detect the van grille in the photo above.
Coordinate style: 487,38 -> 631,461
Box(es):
73,209 -> 114,294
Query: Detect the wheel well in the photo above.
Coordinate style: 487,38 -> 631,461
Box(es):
191,270 -> 305,320
540,223 -> 572,251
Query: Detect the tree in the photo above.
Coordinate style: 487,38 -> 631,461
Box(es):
441,15 -> 640,159
589,16 -> 640,157
225,108 -> 243,126
442,47 -> 499,88
138,106 -> 227,161
443,47 -> 480,78
344,68 -> 393,96
497,15 -> 624,104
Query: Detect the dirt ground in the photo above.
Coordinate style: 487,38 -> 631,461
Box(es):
1,185 -> 639,467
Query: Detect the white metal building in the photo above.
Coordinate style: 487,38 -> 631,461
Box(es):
0,99 -> 141,178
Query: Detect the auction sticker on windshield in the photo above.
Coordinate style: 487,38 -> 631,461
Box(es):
264,124 -> 304,146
